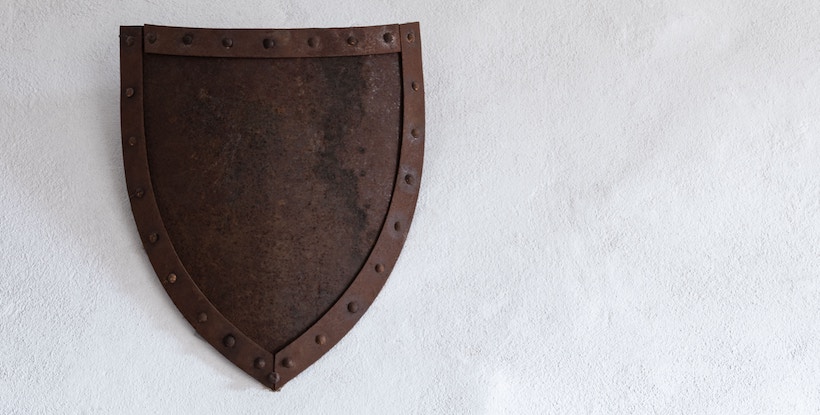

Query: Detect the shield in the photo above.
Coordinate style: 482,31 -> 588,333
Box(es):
119,23 -> 424,390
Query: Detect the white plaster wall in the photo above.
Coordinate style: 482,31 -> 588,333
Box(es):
2,1 -> 820,413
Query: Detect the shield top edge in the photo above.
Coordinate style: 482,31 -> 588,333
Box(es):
140,23 -> 414,58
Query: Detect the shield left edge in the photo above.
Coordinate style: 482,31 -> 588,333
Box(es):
120,26 -> 277,389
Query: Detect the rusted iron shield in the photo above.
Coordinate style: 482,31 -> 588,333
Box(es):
119,24 -> 424,390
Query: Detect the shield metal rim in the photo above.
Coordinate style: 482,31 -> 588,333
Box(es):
119,23 -> 424,390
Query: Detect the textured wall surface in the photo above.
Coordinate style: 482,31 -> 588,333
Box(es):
2,1 -> 820,413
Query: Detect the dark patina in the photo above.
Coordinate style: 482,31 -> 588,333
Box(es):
119,23 -> 424,390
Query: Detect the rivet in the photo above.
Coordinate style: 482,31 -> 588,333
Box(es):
167,273 -> 177,284
197,312 -> 208,323
383,33 -> 394,43
223,334 -> 236,348
222,38 -> 233,48
125,35 -> 135,46
254,358 -> 267,369
375,263 -> 385,273
347,36 -> 358,46
411,128 -> 420,138
406,32 -> 415,43
267,372 -> 280,384
307,37 -> 318,48
182,34 -> 193,45
404,174 -> 414,185
394,221 -> 401,232
128,136 -> 137,146
125,88 -> 134,98
347,302 -> 359,313
411,81 -> 420,91
148,233 -> 159,244
315,334 -> 327,345
263,38 -> 275,49
281,357 -> 294,368
146,32 -> 157,44
134,188 -> 145,199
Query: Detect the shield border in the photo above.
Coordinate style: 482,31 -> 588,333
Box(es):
119,23 -> 424,390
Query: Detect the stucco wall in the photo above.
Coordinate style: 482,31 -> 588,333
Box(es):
2,1 -> 820,413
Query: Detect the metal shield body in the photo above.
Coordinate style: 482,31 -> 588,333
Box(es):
119,23 -> 424,390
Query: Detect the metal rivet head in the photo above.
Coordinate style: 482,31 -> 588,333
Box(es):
383,33 -> 394,43
148,233 -> 159,244
315,334 -> 327,345
223,335 -> 236,348
197,312 -> 208,323
347,302 -> 359,313
281,357 -> 294,368
134,188 -> 145,198
411,128 -> 420,138
254,358 -> 267,369
404,174 -> 414,185
146,33 -> 157,44
406,32 -> 415,43
167,273 -> 177,284
222,38 -> 233,48
267,372 -> 280,384
411,81 -> 420,91
182,34 -> 193,45
347,36 -> 358,46
263,38 -> 275,49
128,136 -> 137,146
125,35 -> 135,46
394,221 -> 402,232
125,88 -> 134,98
375,263 -> 385,273
307,37 -> 318,48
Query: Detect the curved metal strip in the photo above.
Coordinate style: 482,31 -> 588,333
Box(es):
272,22 -> 424,389
120,26 -> 275,388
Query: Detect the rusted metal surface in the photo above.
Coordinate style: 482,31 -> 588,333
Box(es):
119,23 -> 424,390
